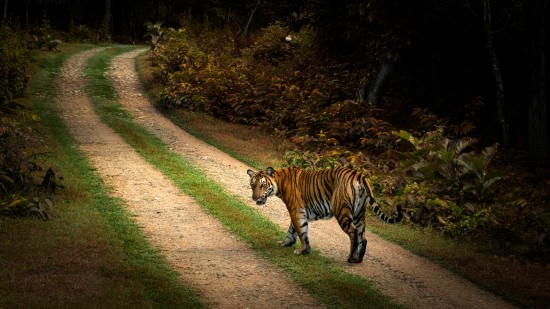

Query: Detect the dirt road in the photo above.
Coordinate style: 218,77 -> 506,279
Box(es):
57,47 -> 322,309
57,46 -> 517,308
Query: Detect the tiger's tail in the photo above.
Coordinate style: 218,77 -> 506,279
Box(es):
369,198 -> 403,223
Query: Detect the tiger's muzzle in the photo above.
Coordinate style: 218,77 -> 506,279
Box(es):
252,186 -> 273,206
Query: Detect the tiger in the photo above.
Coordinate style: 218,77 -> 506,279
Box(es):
247,166 -> 403,263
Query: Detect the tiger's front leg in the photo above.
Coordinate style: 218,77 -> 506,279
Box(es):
280,222 -> 297,247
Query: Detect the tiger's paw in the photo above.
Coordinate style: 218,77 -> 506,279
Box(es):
347,253 -> 364,263
347,257 -> 363,263
279,237 -> 296,247
347,251 -> 361,263
293,246 -> 310,255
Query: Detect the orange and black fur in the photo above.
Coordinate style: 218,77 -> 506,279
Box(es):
247,166 -> 403,263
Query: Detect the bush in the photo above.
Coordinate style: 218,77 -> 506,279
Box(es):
0,24 -> 37,195
0,25 -> 34,103
0,24 -> 57,219
0,101 -> 45,193
1,196 -> 52,220
247,23 -> 291,65
392,128 -> 503,201
65,23 -> 99,43
389,129 -> 504,236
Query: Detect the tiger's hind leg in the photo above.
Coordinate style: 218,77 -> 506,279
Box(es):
336,208 -> 367,263
353,227 -> 367,263
335,208 -> 361,263
280,222 -> 298,247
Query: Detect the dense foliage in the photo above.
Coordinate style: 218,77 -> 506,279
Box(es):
153,25 -> 393,152
0,25 -> 32,103
0,24 -> 56,218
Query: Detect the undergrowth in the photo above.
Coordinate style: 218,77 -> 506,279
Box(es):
0,23 -> 63,219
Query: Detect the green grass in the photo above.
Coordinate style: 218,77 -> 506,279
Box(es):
0,43 -> 203,308
162,106 -> 260,168
85,46 -> 401,308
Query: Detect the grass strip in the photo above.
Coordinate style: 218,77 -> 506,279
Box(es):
20,44 -> 204,308
85,46 -> 401,308
160,104 -> 265,170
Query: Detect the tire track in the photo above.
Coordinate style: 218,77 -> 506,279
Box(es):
57,47 -> 323,309
108,48 -> 518,309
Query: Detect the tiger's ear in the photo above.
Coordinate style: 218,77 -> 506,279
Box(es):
247,169 -> 254,177
266,167 -> 275,176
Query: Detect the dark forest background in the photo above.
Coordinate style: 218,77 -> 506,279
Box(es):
3,0 -> 549,160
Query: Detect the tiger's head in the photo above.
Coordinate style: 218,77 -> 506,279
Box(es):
247,167 -> 278,205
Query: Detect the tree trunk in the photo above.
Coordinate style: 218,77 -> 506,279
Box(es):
24,0 -> 29,29
483,0 -> 509,146
104,0 -> 110,31
243,0 -> 261,35
529,0 -> 549,161
2,0 -> 7,24
165,0 -> 171,24
365,56 -> 396,105
155,0 -> 159,22
70,0 -> 88,26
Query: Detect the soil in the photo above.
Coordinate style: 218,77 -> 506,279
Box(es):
56,47 -> 518,308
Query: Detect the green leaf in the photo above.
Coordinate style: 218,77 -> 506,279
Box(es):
482,175 -> 503,192
8,198 -> 27,208
392,130 -> 420,148
481,143 -> 498,162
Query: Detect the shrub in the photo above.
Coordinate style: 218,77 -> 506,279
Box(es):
149,29 -> 193,82
246,23 -> 291,65
0,24 -> 38,196
65,23 -> 99,43
0,102 -> 43,193
1,196 -> 52,219
0,24 -> 57,219
390,129 -> 503,235
144,21 -> 176,49
0,25 -> 33,103
392,128 -> 503,201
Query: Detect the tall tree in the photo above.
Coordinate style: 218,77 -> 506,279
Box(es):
104,0 -> 110,33
529,0 -> 549,160
243,0 -> 261,35
483,0 -> 509,146
2,0 -> 7,24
